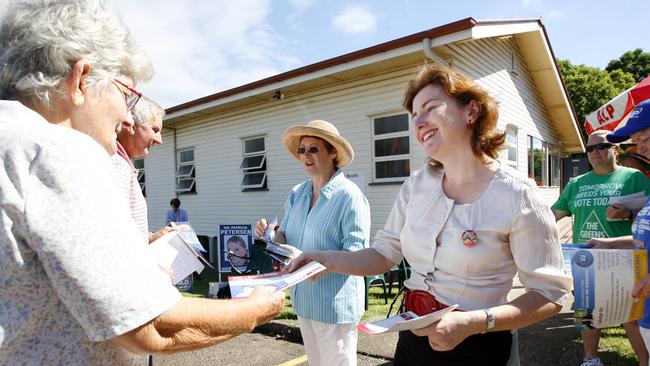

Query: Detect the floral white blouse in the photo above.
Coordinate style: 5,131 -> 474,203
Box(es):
0,101 -> 180,365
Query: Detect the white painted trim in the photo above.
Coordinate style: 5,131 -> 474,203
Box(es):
471,22 -> 541,40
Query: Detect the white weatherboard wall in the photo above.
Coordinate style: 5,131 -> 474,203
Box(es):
144,37 -> 563,241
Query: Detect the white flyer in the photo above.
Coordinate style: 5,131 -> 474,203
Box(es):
228,260 -> 326,298
357,305 -> 458,334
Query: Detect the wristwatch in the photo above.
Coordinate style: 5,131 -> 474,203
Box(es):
482,308 -> 495,334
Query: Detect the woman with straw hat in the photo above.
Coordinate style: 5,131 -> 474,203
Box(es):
255,120 -> 370,366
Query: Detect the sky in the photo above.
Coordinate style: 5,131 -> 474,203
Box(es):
111,0 -> 650,108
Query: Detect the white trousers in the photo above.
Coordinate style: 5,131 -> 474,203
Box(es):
298,317 -> 358,366
640,326 -> 650,366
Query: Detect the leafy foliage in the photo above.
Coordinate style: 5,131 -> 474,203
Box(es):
558,60 -> 635,124
606,48 -> 650,82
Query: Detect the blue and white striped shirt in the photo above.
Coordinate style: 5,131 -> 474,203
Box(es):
281,170 -> 370,324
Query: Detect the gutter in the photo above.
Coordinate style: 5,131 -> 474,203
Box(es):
422,38 -> 449,66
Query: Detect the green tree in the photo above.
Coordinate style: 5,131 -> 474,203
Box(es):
606,48 -> 650,82
558,60 -> 635,123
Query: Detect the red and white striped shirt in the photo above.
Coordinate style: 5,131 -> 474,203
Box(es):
112,142 -> 149,243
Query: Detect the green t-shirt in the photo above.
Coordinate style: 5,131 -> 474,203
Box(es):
552,167 -> 650,243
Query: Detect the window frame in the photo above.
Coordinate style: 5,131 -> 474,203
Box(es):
505,125 -> 518,169
133,158 -> 146,196
527,136 -> 561,187
176,148 -> 196,193
371,112 -> 411,183
240,136 -> 268,190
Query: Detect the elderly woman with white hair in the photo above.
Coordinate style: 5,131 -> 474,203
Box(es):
0,1 -> 283,364
255,120 -> 371,366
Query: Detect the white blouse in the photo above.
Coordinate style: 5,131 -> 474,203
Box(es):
372,163 -> 571,311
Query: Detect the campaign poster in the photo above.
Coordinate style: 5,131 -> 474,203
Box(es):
218,224 -> 253,273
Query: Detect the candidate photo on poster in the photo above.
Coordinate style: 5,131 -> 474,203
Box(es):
222,234 -> 250,271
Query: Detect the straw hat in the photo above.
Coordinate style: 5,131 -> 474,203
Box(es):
282,120 -> 354,168
621,146 -> 650,165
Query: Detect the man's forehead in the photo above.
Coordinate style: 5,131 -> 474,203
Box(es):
143,117 -> 163,129
588,135 -> 606,144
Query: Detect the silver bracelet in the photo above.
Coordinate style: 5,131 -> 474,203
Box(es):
482,308 -> 495,334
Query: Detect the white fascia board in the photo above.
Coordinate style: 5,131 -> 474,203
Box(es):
428,30 -> 472,47
470,21 -> 541,40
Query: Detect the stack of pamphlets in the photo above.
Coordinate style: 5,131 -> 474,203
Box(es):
149,228 -> 213,285
228,261 -> 326,298
571,248 -> 647,329
170,221 -> 207,253
357,305 -> 458,334
254,217 -> 302,266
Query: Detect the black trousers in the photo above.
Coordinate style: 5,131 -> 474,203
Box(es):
393,328 -> 512,366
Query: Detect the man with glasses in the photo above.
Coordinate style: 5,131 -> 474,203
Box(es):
552,129 -> 650,366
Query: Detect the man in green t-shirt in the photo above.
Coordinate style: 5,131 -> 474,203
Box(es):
552,129 -> 650,366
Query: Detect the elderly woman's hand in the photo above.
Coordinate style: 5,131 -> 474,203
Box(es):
148,224 -> 191,243
248,286 -> 286,326
411,311 -> 484,351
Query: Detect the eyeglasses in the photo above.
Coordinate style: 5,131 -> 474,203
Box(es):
586,142 -> 613,153
296,145 -> 320,155
112,79 -> 142,111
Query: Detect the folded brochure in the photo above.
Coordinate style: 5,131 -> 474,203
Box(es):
149,231 -> 212,285
357,305 -> 458,334
609,191 -> 648,212
571,248 -> 647,329
253,216 -> 303,262
229,260 -> 325,298
169,221 -> 207,253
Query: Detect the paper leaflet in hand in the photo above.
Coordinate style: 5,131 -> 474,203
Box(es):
357,305 -> 458,334
609,191 -> 648,212
571,248 -> 647,329
170,221 -> 207,253
561,243 -> 591,278
263,216 -> 278,242
149,231 -> 213,284
228,260 -> 326,298
254,216 -> 302,263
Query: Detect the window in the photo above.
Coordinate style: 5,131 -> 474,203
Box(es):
176,148 -> 196,193
548,143 -> 561,187
240,136 -> 267,190
505,126 -> 518,169
133,158 -> 146,196
528,136 -> 544,186
372,113 -> 411,182
527,136 -> 561,187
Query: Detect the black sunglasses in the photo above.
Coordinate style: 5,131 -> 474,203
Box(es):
586,142 -> 613,153
297,145 -> 320,155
